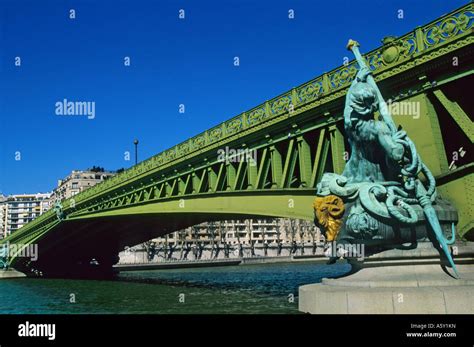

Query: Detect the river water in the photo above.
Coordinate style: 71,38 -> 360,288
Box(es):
0,262 -> 351,314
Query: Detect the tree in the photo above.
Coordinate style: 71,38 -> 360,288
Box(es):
306,221 -> 319,255
213,221 -> 223,259
208,221 -> 217,259
235,221 -> 244,258
192,225 -> 198,259
167,234 -> 177,259
89,165 -> 105,172
197,242 -> 205,259
222,222 -> 230,258
285,219 -> 298,255
162,235 -> 169,260
182,244 -> 191,260
177,229 -> 187,259
276,219 -> 284,256
181,229 -> 192,260
192,225 -> 205,259
298,220 -> 306,255
250,240 -> 256,257
262,224 -> 268,256
246,219 -> 255,257
143,240 -> 156,262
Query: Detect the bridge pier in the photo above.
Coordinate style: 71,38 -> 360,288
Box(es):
0,268 -> 26,279
299,241 -> 474,314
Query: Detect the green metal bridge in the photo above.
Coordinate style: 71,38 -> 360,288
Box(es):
2,3 -> 473,277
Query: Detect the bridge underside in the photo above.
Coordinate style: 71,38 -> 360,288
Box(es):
13,191 -> 315,278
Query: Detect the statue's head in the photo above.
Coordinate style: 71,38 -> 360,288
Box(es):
349,82 -> 378,116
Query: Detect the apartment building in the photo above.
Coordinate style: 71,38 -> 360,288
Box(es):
50,169 -> 116,202
0,193 -> 51,238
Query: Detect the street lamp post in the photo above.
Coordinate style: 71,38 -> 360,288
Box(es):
133,139 -> 139,165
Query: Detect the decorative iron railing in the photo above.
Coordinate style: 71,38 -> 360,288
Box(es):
75,3 -> 472,204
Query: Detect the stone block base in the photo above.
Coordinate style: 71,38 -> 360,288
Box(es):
299,242 -> 474,314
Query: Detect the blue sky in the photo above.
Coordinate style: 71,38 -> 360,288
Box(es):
0,0 -> 467,194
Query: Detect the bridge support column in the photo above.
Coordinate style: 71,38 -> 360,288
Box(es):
392,93 -> 449,176
247,159 -> 258,189
329,124 -> 345,175
297,136 -> 312,187
226,163 -> 236,190
270,145 -> 282,188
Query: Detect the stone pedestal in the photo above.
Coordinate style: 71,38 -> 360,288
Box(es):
299,242 -> 474,314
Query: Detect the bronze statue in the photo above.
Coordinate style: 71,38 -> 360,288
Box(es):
314,40 -> 459,277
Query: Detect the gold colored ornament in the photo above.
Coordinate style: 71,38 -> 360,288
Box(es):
313,195 -> 345,242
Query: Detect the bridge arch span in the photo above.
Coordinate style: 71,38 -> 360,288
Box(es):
13,190 -> 316,277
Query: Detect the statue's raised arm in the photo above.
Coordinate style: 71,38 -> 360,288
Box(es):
342,41 -> 404,183
346,39 -> 397,133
